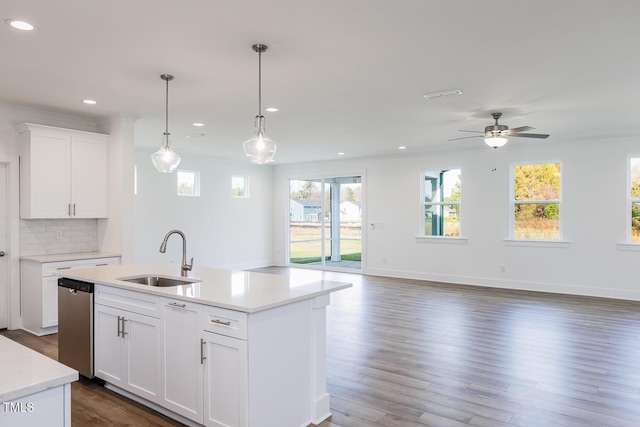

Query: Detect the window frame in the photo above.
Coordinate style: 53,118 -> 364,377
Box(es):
628,155 -> 640,243
419,168 -> 462,239
509,160 -> 562,241
176,169 -> 200,197
232,175 -> 249,198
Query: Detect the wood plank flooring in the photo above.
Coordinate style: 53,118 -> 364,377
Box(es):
5,268 -> 640,426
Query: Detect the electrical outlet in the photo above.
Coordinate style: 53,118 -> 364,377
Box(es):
500,265 -> 506,273
55,231 -> 63,240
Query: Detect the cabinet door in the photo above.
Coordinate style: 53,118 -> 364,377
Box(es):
41,276 -> 59,328
162,301 -> 203,422
22,132 -> 71,218
94,304 -> 125,386
124,311 -> 162,404
202,331 -> 248,427
71,136 -> 108,218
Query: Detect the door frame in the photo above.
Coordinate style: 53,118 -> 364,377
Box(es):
286,171 -> 366,272
0,154 -> 20,329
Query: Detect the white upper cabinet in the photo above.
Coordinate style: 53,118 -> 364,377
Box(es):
17,123 -> 109,219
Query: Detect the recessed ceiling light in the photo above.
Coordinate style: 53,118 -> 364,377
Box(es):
185,133 -> 207,139
337,152 -> 345,156
192,122 -> 204,127
422,89 -> 462,100
82,99 -> 97,105
6,19 -> 36,31
398,146 -> 406,150
265,107 -> 279,112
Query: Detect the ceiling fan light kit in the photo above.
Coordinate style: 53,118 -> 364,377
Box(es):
243,43 -> 277,164
449,112 -> 550,148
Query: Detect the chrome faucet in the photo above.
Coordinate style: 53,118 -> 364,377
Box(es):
159,230 -> 193,276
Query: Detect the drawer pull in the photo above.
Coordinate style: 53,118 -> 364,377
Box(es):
211,318 -> 231,326
168,302 -> 186,308
95,263 -> 109,266
117,316 -> 122,337
200,338 -> 206,364
56,267 -> 72,270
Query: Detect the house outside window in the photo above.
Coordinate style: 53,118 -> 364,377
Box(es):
511,162 -> 561,240
177,170 -> 200,197
421,169 -> 461,237
630,157 -> 640,242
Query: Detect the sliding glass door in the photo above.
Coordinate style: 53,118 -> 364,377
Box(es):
289,176 -> 361,270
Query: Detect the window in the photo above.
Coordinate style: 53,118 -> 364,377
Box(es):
232,176 -> 248,198
177,170 -> 200,196
630,157 -> 640,242
422,169 -> 461,237
511,162 -> 561,240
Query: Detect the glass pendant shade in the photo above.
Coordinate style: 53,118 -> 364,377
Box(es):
151,134 -> 181,172
484,135 -> 508,149
243,115 -> 276,164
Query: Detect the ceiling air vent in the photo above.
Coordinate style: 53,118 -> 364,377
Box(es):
422,89 -> 462,100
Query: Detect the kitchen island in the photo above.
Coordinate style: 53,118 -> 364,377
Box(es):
57,263 -> 351,427
0,335 -> 78,427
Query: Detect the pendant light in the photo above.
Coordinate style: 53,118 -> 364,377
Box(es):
243,44 -> 276,164
151,74 -> 181,173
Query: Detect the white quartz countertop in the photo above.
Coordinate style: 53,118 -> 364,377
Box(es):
0,335 -> 78,402
57,263 -> 352,313
20,251 -> 121,263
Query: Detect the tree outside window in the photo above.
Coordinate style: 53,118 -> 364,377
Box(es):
630,158 -> 640,242
422,169 -> 461,237
512,163 -> 561,240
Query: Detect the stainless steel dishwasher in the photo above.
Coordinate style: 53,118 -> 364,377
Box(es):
58,277 -> 94,378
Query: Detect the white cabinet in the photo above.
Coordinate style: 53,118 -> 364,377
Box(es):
94,302 -> 162,404
17,123 -> 109,219
21,256 -> 120,336
162,300 -> 203,422
202,331 -> 248,427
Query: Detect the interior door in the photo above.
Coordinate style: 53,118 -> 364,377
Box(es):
0,163 -> 8,328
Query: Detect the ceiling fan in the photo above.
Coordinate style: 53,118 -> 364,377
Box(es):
449,112 -> 549,148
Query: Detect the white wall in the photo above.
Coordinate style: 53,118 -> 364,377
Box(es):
134,150 -> 274,270
273,138 -> 640,300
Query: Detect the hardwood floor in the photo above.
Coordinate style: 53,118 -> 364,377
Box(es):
5,268 -> 640,426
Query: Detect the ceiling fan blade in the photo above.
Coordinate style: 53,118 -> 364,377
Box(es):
508,126 -> 534,133
458,130 -> 485,134
509,133 -> 549,139
448,135 -> 483,141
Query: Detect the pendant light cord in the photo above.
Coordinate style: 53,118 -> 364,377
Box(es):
258,49 -> 262,116
165,76 -> 170,143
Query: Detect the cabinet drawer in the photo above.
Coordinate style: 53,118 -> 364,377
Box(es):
95,285 -> 161,319
200,305 -> 247,340
43,257 -> 120,277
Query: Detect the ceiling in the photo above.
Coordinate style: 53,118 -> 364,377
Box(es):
2,0 -> 640,164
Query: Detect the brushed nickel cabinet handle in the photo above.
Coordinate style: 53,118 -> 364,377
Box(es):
121,318 -> 127,336
117,316 -> 122,337
56,267 -> 72,270
168,302 -> 186,308
68,203 -> 71,216
73,203 -> 76,216
200,338 -> 206,364
211,319 -> 231,326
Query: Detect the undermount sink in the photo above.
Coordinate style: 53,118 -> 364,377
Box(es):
118,275 -> 200,287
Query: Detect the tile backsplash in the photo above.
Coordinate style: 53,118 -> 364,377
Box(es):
20,219 -> 98,256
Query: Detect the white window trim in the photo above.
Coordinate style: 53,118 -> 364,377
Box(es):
420,168 -> 463,239
232,175 -> 249,198
177,169 -> 200,197
626,154 -> 640,243
509,160 -> 564,241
